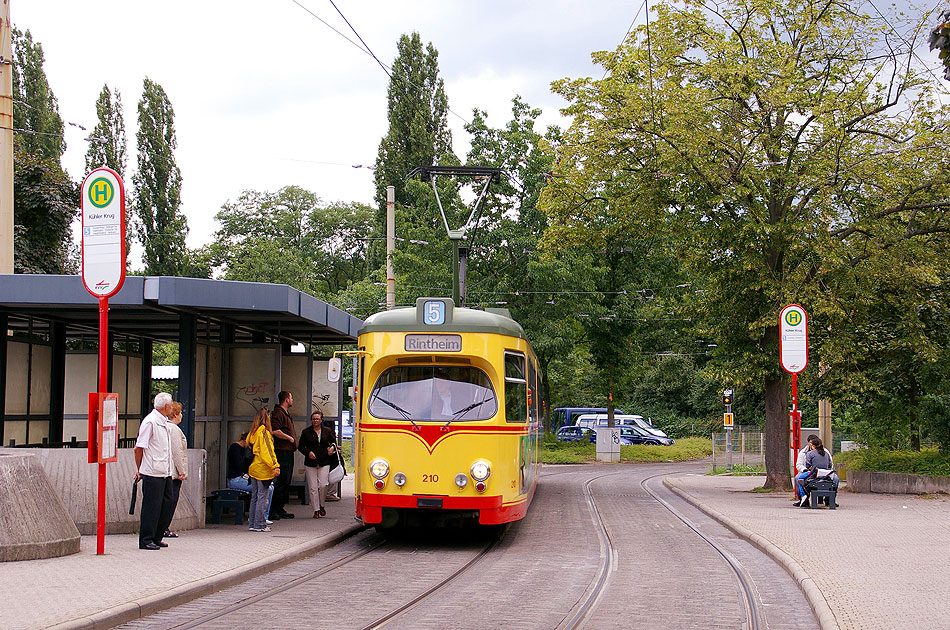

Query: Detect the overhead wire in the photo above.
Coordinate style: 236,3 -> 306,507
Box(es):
291,0 -> 474,126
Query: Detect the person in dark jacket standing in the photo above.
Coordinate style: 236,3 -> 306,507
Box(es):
269,391 -> 298,520
298,409 -> 337,518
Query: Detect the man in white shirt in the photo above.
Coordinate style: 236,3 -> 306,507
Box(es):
134,392 -> 176,550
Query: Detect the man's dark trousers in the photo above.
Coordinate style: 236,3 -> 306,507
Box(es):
271,450 -> 295,516
140,474 -> 175,547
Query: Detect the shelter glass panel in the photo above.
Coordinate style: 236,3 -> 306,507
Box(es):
206,345 -> 222,416
195,343 -> 208,416
64,353 -> 97,415
127,356 -> 142,416
113,355 -> 128,412
29,343 -> 52,415
312,359 -> 338,418
281,354 -> 310,416
4,420 -> 26,445
5,341 -> 29,415
228,347 -> 277,416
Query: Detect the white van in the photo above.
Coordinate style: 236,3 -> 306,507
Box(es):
575,413 -> 669,439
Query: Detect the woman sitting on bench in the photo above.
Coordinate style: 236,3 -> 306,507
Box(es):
797,437 -> 833,507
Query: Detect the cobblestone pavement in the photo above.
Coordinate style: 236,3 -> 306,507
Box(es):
7,466 -> 948,630
667,473 -> 950,630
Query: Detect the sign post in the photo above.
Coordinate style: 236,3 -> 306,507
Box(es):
81,167 -> 126,555
780,304 -> 808,477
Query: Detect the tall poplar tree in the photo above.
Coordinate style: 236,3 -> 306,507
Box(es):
372,32 -> 456,267
10,27 -> 75,274
132,77 -> 189,276
84,85 -> 127,176
11,28 -> 65,160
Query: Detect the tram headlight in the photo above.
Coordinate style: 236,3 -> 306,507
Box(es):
393,472 -> 407,487
470,461 -> 491,482
455,473 -> 469,488
369,458 -> 390,480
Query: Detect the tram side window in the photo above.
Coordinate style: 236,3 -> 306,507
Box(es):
505,352 -> 527,423
527,359 -> 539,425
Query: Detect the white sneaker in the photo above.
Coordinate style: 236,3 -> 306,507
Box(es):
265,519 -> 273,525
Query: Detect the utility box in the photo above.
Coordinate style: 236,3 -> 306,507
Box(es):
595,427 -> 621,463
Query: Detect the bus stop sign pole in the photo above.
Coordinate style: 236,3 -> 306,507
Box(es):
780,305 -> 808,477
81,167 -> 126,555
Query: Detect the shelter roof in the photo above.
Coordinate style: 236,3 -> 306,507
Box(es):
0,275 -> 362,345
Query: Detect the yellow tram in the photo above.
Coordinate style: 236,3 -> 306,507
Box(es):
352,297 -> 542,528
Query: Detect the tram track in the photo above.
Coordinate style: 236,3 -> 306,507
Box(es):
560,469 -> 764,630
639,472 -> 763,630
147,528 -> 500,630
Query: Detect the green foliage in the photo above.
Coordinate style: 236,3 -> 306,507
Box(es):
931,10 -> 950,81
709,463 -> 765,475
543,0 -> 950,485
210,186 -> 373,299
85,85 -> 127,176
11,28 -> 65,160
152,343 -> 179,366
13,146 -> 78,274
845,448 -> 950,478
372,32 -> 456,267
540,436 -> 711,464
133,78 -> 196,276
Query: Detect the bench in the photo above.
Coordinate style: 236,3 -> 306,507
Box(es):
809,489 -> 837,509
209,488 -> 251,524
289,480 -> 309,505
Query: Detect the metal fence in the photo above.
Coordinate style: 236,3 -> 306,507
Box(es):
711,431 -> 765,469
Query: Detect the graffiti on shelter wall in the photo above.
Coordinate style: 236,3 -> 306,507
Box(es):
235,381 -> 271,413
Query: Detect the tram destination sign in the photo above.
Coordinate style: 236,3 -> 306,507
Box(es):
405,334 -> 462,352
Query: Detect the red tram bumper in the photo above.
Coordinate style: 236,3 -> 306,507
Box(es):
358,493 -> 529,525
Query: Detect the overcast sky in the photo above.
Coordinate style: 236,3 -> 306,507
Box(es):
12,1 -> 945,254
12,0 -> 649,249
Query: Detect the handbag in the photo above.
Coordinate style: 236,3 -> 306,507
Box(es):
328,445 -> 345,485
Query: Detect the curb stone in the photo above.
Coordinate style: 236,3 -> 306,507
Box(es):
44,523 -> 366,630
663,477 -> 839,630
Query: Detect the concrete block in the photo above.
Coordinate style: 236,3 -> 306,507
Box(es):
0,450 -> 80,561
847,469 -> 870,493
19,447 -> 206,535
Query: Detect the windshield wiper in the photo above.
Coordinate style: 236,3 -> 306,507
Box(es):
442,398 -> 493,430
374,395 -> 420,430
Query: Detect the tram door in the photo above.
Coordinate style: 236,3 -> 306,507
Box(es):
504,352 -> 528,495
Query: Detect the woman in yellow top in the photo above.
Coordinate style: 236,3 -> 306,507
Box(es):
246,408 -> 280,532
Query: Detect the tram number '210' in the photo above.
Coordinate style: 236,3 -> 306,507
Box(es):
423,474 -> 439,483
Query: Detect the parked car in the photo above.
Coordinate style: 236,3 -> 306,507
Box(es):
556,425 -> 635,445
620,426 -> 674,446
552,407 -> 627,429
575,413 -> 669,439
556,425 -> 596,443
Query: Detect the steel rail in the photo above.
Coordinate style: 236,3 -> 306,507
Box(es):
169,533 -> 387,630
359,535 -> 500,630
640,472 -> 762,630
559,472 -> 620,630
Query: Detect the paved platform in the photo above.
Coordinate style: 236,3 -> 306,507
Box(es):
667,474 -> 950,630
6,471 -> 949,630
5,478 -> 362,630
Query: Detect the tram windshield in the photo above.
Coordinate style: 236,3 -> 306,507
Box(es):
368,365 -> 498,422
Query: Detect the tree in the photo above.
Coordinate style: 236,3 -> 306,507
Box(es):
10,27 -> 75,274
11,28 -> 64,160
931,10 -> 950,80
372,32 -> 457,267
85,85 -> 127,176
545,0 -> 950,488
210,186 -> 372,298
12,146 -> 78,274
132,78 -> 192,276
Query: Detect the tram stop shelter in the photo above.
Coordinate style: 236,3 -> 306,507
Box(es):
0,274 -> 362,489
